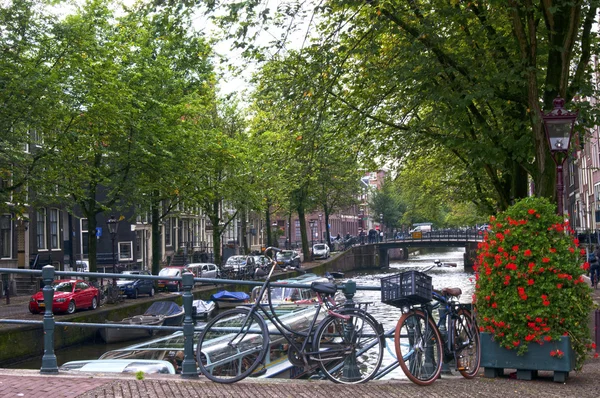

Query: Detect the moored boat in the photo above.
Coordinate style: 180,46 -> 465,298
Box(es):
99,305 -> 321,379
60,359 -> 176,374
210,290 -> 250,309
99,314 -> 164,344
250,273 -> 330,305
144,301 -> 185,327
192,299 -> 216,320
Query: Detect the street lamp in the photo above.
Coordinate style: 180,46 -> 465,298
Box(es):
542,96 -> 578,216
106,215 -> 119,294
318,214 -> 323,243
310,220 -> 316,248
380,213 -> 383,241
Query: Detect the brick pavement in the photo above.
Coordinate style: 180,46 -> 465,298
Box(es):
2,363 -> 600,398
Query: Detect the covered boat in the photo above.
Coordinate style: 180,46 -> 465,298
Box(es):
144,301 -> 185,327
210,290 -> 250,309
100,305 -> 322,379
99,314 -> 164,344
192,299 -> 216,320
250,273 -> 330,305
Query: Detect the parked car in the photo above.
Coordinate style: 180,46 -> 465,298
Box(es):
157,266 -> 187,292
276,250 -> 301,268
312,243 -> 330,260
75,260 -> 89,272
29,279 -> 99,314
252,255 -> 271,269
117,270 -> 155,299
186,263 -> 220,282
222,255 -> 255,278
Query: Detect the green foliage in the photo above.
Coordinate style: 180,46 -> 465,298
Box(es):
135,370 -> 144,380
475,196 -> 594,370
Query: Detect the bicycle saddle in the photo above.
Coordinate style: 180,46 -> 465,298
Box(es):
441,287 -> 462,297
311,282 -> 337,295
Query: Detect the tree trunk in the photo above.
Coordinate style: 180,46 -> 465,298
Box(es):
151,192 -> 161,276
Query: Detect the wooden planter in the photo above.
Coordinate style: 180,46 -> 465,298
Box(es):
480,332 -> 575,382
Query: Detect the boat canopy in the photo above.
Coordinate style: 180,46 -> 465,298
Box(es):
211,291 -> 250,301
144,301 -> 182,317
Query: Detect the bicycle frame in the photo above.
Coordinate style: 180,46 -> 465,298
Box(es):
431,291 -> 475,364
229,250 -> 346,368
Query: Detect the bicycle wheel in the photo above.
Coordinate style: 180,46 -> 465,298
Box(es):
312,308 -> 384,384
394,310 -> 443,386
196,307 -> 268,383
453,308 -> 481,378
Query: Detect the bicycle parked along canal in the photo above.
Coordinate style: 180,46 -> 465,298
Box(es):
381,270 -> 481,386
196,247 -> 385,384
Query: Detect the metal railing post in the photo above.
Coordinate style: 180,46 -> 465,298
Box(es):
180,272 -> 198,378
342,280 -> 356,306
40,265 -> 58,373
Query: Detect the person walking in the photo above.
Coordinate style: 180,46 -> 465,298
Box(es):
591,246 -> 600,288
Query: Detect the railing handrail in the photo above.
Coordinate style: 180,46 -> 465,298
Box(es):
0,266 -> 379,376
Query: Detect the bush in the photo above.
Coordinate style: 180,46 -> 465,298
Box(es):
475,196 -> 594,370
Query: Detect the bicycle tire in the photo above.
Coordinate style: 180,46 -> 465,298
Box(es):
394,310 -> 443,386
454,308 -> 481,378
312,308 -> 384,384
196,307 -> 268,383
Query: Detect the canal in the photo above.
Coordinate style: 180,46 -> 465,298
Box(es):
9,247 -> 474,375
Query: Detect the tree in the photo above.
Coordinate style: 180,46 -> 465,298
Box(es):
201,0 -> 600,212
368,177 -> 404,234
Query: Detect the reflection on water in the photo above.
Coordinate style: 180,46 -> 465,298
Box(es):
11,247 -> 474,375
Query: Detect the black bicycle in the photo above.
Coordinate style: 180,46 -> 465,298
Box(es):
196,247 -> 385,384
382,271 -> 480,386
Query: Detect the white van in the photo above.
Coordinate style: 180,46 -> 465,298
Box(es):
409,225 -> 432,233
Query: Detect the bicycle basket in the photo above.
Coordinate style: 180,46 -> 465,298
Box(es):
381,271 -> 432,308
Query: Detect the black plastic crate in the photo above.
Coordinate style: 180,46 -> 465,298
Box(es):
381,271 -> 432,308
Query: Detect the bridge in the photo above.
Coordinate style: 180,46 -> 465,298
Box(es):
374,230 -> 483,269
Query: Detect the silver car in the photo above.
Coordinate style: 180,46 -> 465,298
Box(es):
186,263 -> 220,280
312,244 -> 330,259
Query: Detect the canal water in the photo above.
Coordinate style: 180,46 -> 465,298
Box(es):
10,247 -> 474,376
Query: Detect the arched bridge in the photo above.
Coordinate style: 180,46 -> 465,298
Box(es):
374,231 -> 483,269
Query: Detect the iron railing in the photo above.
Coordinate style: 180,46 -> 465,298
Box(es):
0,266 -> 382,378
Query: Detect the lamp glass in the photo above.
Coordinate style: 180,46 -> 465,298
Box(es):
545,119 -> 574,152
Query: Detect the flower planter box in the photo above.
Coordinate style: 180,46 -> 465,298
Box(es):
480,332 -> 575,382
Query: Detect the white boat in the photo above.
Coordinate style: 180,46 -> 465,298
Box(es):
99,314 -> 164,344
250,273 -> 330,305
192,299 -> 216,320
60,359 -> 176,374
99,305 -> 322,378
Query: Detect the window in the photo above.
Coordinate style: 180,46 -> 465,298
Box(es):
136,231 -> 142,260
49,208 -> 60,249
0,215 -> 11,258
81,218 -> 89,258
165,218 -> 172,246
119,241 -> 132,261
36,208 -> 47,250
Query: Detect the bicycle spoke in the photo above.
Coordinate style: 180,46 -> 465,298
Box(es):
395,311 -> 443,386
454,309 -> 480,378
313,310 -> 384,384
197,308 -> 267,383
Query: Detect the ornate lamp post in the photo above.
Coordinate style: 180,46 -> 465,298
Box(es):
379,213 -> 383,242
106,215 -> 119,295
542,96 -> 578,216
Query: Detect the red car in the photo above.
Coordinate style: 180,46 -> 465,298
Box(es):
29,279 -> 99,314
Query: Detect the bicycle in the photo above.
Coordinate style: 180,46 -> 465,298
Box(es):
382,271 -> 480,386
196,247 -> 385,384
